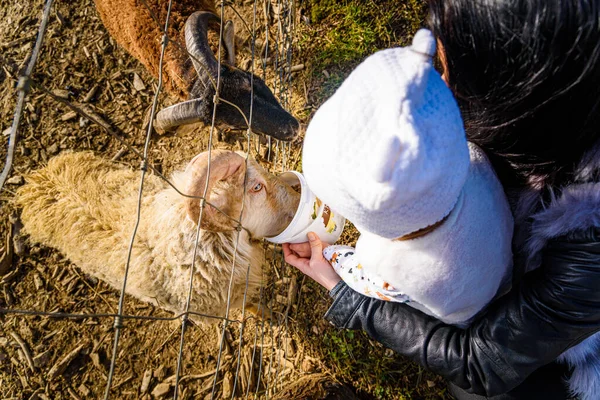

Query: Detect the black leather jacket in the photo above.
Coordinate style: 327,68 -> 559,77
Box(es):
324,227 -> 600,397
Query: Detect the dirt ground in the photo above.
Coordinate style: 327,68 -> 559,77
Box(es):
0,0 -> 449,399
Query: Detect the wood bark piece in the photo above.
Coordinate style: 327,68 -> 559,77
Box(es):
133,73 -> 146,91
47,342 -> 87,381
61,111 -> 78,121
140,369 -> 152,393
33,349 -> 51,368
67,387 -> 82,400
164,367 -> 217,385
52,89 -> 70,99
151,382 -> 171,398
5,175 -> 24,185
0,34 -> 36,49
0,222 -> 13,275
222,371 -> 234,398
83,85 -> 99,103
288,64 -> 304,73
9,332 -> 35,372
78,383 -> 91,397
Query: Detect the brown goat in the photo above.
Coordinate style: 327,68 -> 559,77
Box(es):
94,0 -> 216,99
93,0 -> 300,140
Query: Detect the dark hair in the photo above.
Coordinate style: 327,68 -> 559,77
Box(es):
428,0 -> 600,189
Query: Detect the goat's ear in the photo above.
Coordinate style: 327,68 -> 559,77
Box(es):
184,150 -> 246,232
223,20 -> 235,66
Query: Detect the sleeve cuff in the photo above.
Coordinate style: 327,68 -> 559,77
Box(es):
329,280 -> 346,299
324,281 -> 367,328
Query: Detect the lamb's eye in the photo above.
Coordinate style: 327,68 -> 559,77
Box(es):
251,183 -> 263,192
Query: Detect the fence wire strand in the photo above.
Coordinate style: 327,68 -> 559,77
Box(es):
209,0 -> 247,396
0,0 -> 299,398
0,0 -> 55,190
103,0 -> 175,397
0,308 -> 247,323
232,0 -> 260,396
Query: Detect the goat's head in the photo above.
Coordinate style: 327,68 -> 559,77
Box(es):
184,149 -> 300,238
155,11 -> 300,141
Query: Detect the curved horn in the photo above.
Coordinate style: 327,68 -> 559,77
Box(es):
154,99 -> 204,132
185,11 -> 219,77
185,150 -> 246,231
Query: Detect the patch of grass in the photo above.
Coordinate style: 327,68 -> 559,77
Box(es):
314,3 -> 390,66
300,0 -> 426,71
293,275 -> 450,400
320,327 -> 450,399
296,0 -> 426,110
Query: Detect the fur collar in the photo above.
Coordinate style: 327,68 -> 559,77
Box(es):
509,142 -> 600,399
510,141 -> 600,273
575,137 -> 600,183
524,182 -> 600,272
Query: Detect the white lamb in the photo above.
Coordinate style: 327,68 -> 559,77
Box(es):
16,149 -> 299,322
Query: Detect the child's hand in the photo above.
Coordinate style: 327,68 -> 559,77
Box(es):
287,237 -> 331,258
283,232 -> 342,291
287,241 -> 312,258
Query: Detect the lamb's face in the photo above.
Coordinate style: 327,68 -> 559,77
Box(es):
241,159 -> 300,238
182,149 -> 300,237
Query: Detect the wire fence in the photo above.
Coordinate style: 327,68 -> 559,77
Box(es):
0,0 -> 303,398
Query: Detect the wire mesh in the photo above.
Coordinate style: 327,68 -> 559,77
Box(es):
0,0 -> 55,189
0,0 -> 301,398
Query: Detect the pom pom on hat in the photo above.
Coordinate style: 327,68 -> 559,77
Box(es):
411,28 -> 436,57
302,29 -> 470,239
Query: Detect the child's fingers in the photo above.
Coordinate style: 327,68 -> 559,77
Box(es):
307,232 -> 324,261
283,243 -> 291,252
288,241 -> 312,258
283,243 -> 297,260
283,243 -> 309,270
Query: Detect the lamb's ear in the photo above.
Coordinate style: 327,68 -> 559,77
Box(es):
184,150 -> 246,232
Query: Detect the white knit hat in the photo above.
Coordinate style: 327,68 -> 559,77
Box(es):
302,29 -> 470,239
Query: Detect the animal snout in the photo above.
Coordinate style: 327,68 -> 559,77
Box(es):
252,115 -> 300,141
277,119 -> 301,141
245,98 -> 300,141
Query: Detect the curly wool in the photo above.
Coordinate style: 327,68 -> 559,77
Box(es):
16,152 -> 262,322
